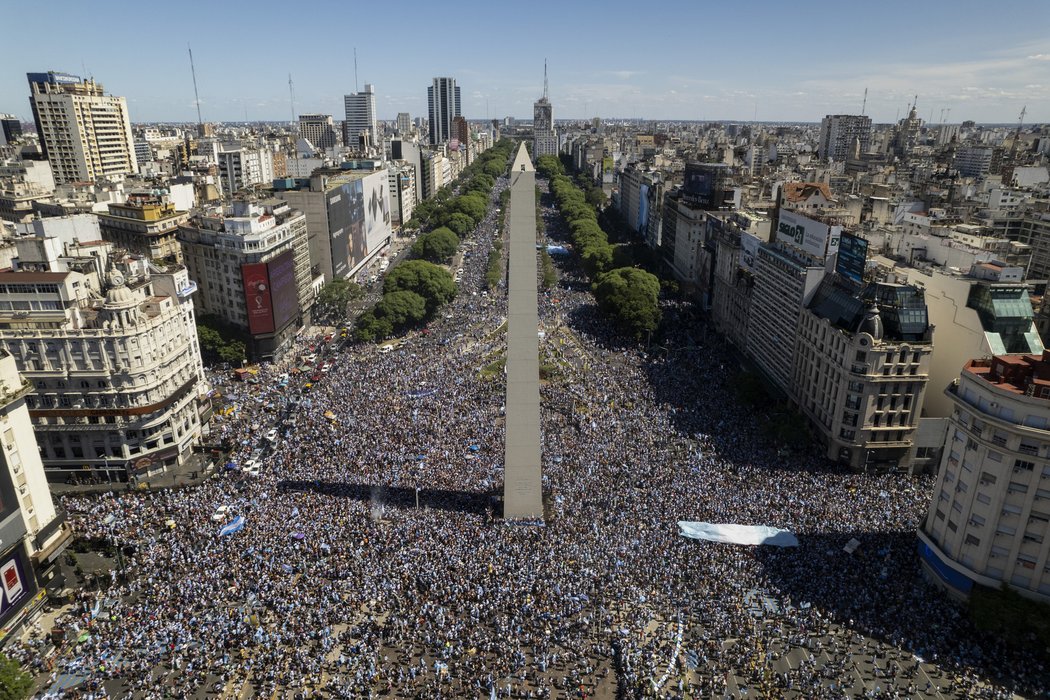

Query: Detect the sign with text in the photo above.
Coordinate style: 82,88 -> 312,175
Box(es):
775,209 -> 841,261
836,231 -> 869,284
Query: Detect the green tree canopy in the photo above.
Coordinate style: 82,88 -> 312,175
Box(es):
592,267 -> 662,339
315,278 -> 363,320
445,212 -> 476,237
454,193 -> 488,223
0,653 -> 33,700
412,227 -> 460,263
535,154 -> 565,179
353,311 -> 393,343
375,290 -> 428,330
384,260 -> 456,314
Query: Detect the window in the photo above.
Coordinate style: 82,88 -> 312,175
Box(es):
981,472 -> 998,485
855,350 -> 867,362
1015,459 -> 1036,472
965,534 -> 981,547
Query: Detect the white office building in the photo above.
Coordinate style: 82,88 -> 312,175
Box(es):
28,71 -> 138,185
344,84 -> 377,151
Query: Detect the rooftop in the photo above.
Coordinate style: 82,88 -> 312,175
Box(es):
965,352 -> 1050,402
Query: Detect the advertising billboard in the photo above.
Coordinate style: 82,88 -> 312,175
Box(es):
241,263 -> 274,335
740,232 -> 761,272
775,209 -> 841,261
267,250 -> 298,331
0,549 -> 30,626
363,171 -> 392,257
836,231 -> 869,284
327,183 -> 355,278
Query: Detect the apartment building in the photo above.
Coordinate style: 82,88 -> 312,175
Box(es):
28,71 -> 137,185
794,278 -> 933,471
920,352 -> 1050,603
178,200 -> 310,360
0,266 -> 208,483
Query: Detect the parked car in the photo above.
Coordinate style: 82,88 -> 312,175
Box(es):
210,505 -> 231,522
265,428 -> 278,443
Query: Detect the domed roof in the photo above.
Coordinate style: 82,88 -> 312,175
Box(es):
103,270 -> 138,309
858,302 -> 883,341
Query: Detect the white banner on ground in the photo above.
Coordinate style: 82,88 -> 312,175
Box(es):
677,521 -> 799,547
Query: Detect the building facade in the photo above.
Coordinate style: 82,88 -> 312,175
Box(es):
427,77 -> 461,146
178,201 -> 311,360
794,279 -> 933,471
28,71 -> 137,185
0,267 -> 208,483
299,114 -> 338,150
97,193 -> 189,262
818,114 -> 872,162
920,352 -> 1050,603
344,85 -> 377,150
396,112 -> 412,135
217,147 -> 274,198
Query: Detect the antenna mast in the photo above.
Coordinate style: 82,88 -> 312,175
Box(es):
188,44 -> 203,133
289,74 -> 300,173
354,48 -> 359,93
861,87 -> 867,116
543,59 -> 549,101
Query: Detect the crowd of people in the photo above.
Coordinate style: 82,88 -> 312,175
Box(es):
14,169 -> 1047,699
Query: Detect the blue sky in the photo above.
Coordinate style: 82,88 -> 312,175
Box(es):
2,0 -> 1048,124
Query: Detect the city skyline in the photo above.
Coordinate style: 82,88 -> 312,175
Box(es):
0,0 -> 1047,125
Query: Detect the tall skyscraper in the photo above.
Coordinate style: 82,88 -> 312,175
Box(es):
817,114 -> 872,162
427,77 -> 461,146
27,71 -> 137,184
532,62 -> 557,158
344,84 -> 377,150
396,112 -> 412,135
298,114 -> 338,150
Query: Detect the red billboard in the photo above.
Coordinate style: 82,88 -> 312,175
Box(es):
242,262 -> 275,335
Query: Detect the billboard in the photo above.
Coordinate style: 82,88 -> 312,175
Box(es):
740,232 -> 761,272
0,549 -> 30,626
363,170 -> 392,258
327,183 -> 356,278
775,209 -> 841,261
268,250 -> 298,331
241,263 -> 274,335
836,231 -> 869,284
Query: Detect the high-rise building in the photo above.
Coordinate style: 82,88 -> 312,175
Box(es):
0,115 -> 22,145
532,63 -> 557,158
298,114 -> 338,150
817,114 -> 872,162
27,71 -> 137,184
919,351 -> 1050,603
427,77 -> 461,146
178,200 -> 311,360
344,84 -> 377,150
396,112 -> 412,135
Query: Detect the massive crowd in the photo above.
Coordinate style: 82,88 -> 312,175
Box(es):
13,172 -> 1047,698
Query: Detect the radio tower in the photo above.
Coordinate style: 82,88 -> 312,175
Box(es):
188,44 -> 204,136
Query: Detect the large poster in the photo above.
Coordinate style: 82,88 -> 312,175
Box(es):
836,231 -> 869,284
241,263 -> 274,335
740,232 -> 761,272
363,170 -> 392,258
0,550 -> 29,625
267,250 -> 298,331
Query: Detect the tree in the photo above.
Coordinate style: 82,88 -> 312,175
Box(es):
453,193 -> 488,223
384,260 -> 456,314
412,227 -> 460,263
445,212 -> 476,237
353,311 -> 393,343
592,267 -> 661,339
0,653 -> 32,700
217,339 -> 247,365
375,290 -> 427,330
315,278 -> 363,319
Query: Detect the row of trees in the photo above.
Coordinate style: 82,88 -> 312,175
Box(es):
536,155 -> 661,339
354,139 -> 517,342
